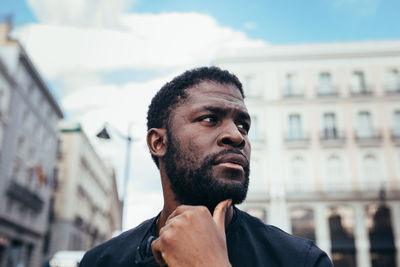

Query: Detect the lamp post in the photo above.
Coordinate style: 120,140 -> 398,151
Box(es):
96,123 -> 133,229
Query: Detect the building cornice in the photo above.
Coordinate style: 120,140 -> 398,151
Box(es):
214,40 -> 400,64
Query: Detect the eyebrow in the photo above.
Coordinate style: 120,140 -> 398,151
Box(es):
195,105 -> 251,122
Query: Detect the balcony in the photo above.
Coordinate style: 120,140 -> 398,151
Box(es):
320,129 -> 346,147
6,180 -> 44,212
350,86 -> 373,97
284,132 -> 310,148
282,88 -> 304,99
385,86 -> 400,95
354,129 -> 383,146
316,86 -> 339,97
391,129 -> 400,145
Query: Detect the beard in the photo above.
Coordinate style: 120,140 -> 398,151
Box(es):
164,128 -> 250,212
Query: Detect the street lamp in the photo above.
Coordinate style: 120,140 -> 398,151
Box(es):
96,123 -> 133,229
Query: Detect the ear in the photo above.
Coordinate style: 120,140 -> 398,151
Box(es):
147,128 -> 167,158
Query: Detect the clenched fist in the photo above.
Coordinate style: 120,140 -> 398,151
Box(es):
151,199 -> 233,267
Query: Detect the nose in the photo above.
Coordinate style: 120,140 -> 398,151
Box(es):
217,121 -> 245,148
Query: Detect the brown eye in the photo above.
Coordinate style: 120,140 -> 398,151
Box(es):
199,115 -> 217,123
237,123 -> 249,133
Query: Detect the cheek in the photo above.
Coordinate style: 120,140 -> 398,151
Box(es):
187,137 -> 211,162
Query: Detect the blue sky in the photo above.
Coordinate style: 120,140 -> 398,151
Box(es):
3,0 -> 400,43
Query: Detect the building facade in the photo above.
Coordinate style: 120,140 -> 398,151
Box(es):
46,122 -> 122,258
0,22 -> 63,267
215,41 -> 400,267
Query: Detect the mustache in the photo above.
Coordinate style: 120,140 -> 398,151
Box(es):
208,149 -> 249,168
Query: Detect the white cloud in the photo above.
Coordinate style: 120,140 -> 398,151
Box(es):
27,0 -> 134,27
12,12 -> 266,79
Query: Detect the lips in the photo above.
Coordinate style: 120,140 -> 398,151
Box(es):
213,153 -> 248,171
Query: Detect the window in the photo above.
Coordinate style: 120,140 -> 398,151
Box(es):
17,136 -> 25,153
328,206 -> 356,267
325,154 -> 347,191
248,115 -> 259,142
12,158 -> 22,180
284,73 -> 302,96
288,155 -> 311,192
385,69 -> 400,93
362,153 -> 382,189
6,240 -> 24,267
288,114 -> 303,140
248,158 -> 267,194
366,204 -> 396,267
0,83 -> 11,118
0,85 -> 3,111
351,71 -> 368,94
244,75 -> 257,97
357,111 -> 373,138
290,207 -> 316,241
0,85 -> 4,114
318,72 -> 335,95
393,111 -> 400,137
323,113 -> 337,139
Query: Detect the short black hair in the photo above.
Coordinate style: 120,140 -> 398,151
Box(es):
147,66 -> 244,167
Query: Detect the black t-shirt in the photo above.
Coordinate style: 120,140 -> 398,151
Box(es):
79,207 -> 332,267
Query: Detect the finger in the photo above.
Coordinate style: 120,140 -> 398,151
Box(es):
165,205 -> 190,224
212,199 -> 232,233
151,238 -> 167,266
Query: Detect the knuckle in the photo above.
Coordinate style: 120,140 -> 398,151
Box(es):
197,206 -> 210,215
161,231 -> 174,245
175,205 -> 187,213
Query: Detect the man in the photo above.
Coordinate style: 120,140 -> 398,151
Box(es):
79,67 -> 332,267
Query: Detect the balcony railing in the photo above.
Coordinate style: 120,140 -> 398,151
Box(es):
385,85 -> 400,95
320,129 -> 346,147
316,86 -> 339,97
282,88 -> 305,99
350,86 -> 373,96
284,132 -> 310,148
6,180 -> 44,212
284,180 -> 397,201
391,129 -> 400,144
354,129 -> 383,146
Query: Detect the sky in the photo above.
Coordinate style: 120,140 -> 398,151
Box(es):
2,0 -> 400,229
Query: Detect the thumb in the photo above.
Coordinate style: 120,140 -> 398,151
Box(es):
213,199 -> 232,233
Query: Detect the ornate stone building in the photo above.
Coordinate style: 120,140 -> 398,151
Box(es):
215,40 -> 400,267
0,22 -> 63,267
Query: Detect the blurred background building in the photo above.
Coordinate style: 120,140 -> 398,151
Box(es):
0,22 -> 122,267
216,41 -> 400,267
0,22 -> 63,267
44,122 -> 122,259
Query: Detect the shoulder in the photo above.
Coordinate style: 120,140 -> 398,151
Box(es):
234,209 -> 313,250
231,209 -> 332,267
79,217 -> 155,267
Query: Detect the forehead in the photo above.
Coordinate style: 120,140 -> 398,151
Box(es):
180,81 -> 247,111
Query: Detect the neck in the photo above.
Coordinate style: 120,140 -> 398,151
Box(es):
156,201 -> 235,234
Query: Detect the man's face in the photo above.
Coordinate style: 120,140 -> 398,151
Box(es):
164,81 -> 251,211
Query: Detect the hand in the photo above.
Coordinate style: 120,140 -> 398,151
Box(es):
151,199 -> 232,267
